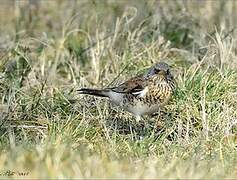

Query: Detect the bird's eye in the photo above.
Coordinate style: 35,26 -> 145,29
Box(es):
155,69 -> 160,73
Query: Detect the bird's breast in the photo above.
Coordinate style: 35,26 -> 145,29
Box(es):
148,83 -> 172,103
126,100 -> 160,116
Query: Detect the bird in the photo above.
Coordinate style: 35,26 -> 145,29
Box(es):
78,62 -> 176,122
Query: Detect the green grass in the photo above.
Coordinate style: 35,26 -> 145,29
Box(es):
0,0 -> 237,178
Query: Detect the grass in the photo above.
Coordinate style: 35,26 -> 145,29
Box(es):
0,0 -> 237,178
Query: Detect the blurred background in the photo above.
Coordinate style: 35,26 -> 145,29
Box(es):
1,1 -> 236,45
0,0 -> 237,85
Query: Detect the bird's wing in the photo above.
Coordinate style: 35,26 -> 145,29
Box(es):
109,75 -> 147,94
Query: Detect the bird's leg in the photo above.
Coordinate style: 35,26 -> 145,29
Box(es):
136,115 -> 149,129
135,115 -> 155,141
154,109 -> 165,131
135,115 -> 142,123
148,109 -> 163,129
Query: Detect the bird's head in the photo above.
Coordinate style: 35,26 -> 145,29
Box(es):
145,62 -> 174,81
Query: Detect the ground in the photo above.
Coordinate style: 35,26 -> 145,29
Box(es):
0,0 -> 236,178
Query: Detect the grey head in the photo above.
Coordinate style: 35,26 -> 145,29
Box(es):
145,62 -> 173,80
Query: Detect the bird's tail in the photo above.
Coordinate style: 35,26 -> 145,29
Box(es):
77,88 -> 109,97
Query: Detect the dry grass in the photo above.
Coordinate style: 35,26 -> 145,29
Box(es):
0,0 -> 236,178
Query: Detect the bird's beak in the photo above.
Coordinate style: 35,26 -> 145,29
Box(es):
157,70 -> 166,76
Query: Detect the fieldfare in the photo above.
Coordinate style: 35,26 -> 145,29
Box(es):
78,62 -> 176,121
